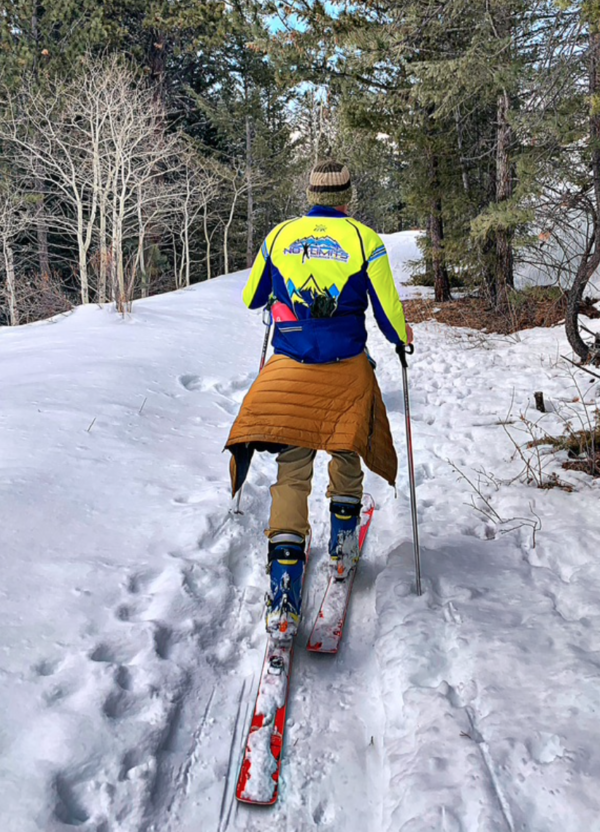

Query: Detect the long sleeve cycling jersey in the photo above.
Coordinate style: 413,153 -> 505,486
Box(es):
243,205 -> 408,364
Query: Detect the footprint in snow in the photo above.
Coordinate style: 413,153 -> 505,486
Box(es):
88,642 -> 138,665
53,773 -> 91,827
118,748 -> 151,782
152,623 -> 176,660
178,374 -> 204,391
123,568 -> 162,596
115,604 -> 132,622
102,689 -> 136,720
115,665 -> 133,691
213,398 -> 238,416
214,375 -> 253,396
171,485 -> 220,506
32,658 -> 61,678
178,373 -> 238,395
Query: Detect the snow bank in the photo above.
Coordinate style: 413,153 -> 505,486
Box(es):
1,234 -> 600,831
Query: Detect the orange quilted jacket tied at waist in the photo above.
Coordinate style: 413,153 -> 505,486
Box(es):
225,352 -> 398,494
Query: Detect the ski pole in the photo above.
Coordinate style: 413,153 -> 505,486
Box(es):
258,304 -> 273,372
397,343 -> 422,596
234,305 -> 274,515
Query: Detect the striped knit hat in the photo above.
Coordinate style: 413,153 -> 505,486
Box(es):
306,160 -> 352,207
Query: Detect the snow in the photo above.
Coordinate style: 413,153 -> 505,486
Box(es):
242,724 -> 279,804
2,235 -> 600,831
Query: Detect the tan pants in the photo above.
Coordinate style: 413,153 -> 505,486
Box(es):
268,446 -> 363,539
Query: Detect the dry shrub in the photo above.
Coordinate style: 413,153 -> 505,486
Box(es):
528,411 -> 600,478
14,271 -> 73,324
404,286 -> 573,334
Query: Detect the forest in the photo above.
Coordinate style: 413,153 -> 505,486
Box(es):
1,0 -> 599,362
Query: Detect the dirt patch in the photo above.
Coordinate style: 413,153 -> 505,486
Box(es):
403,287 -> 574,334
528,418 -> 600,478
563,456 -> 600,477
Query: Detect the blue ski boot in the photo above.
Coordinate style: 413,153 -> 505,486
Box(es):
329,496 -> 361,579
265,533 -> 306,639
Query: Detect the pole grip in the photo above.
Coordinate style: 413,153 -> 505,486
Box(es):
396,342 -> 415,369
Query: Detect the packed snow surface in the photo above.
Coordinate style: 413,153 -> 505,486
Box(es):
2,228 -> 600,831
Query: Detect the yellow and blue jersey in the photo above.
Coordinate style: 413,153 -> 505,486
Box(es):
243,206 -> 408,364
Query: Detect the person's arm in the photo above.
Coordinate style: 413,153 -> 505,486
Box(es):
365,234 -> 412,345
243,220 -> 294,309
243,238 -> 272,310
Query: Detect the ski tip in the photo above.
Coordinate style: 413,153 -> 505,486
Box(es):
307,642 -> 338,654
236,757 -> 281,806
236,753 -> 281,805
362,493 -> 376,511
236,793 -> 279,806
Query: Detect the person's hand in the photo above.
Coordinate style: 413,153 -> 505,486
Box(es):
405,323 -> 414,345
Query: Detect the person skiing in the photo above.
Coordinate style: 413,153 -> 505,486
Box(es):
226,159 -> 413,640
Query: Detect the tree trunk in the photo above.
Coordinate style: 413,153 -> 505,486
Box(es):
566,30 -> 600,362
204,201 -> 212,281
137,192 -> 149,298
3,239 -> 18,326
99,205 -> 108,304
454,108 -> 470,195
430,205 -> 451,302
114,221 -> 125,310
566,243 -> 600,361
482,233 -> 497,306
223,183 -> 241,276
246,114 -> 254,268
149,33 -> 167,102
427,150 -> 451,302
31,8 -> 50,282
35,166 -> 50,279
76,204 -> 90,305
592,31 -> 600,215
172,235 -> 178,285
495,89 -> 514,310
425,216 -> 434,285
184,223 -> 190,287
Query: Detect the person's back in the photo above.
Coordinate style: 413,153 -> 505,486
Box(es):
227,159 -> 413,640
243,165 -> 409,363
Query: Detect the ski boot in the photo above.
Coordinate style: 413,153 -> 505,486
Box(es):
329,496 -> 361,580
265,533 -> 306,639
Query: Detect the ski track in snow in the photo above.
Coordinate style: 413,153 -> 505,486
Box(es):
2,237 -> 600,830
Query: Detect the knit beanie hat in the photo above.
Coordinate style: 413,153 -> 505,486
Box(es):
306,160 -> 352,207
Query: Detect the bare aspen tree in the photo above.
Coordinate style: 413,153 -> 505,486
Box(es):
173,157 -> 218,288
99,68 -> 186,310
0,80 -> 99,303
203,200 -> 213,281
0,189 -> 28,326
1,57 -> 215,312
245,113 -> 254,268
221,162 -> 250,275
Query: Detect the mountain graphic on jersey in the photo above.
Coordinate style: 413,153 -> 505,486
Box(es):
286,275 -> 340,316
284,236 -> 350,263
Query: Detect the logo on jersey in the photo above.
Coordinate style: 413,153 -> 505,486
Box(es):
284,236 -> 350,264
286,275 -> 340,317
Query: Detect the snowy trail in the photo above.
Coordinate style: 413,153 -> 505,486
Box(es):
3,231 -> 600,830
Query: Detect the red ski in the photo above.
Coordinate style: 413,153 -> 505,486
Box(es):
236,536 -> 311,806
307,494 -> 375,654
235,637 -> 295,805
235,494 -> 375,805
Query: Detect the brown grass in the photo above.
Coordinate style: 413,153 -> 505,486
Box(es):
528,416 -> 600,478
404,287 -> 574,334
